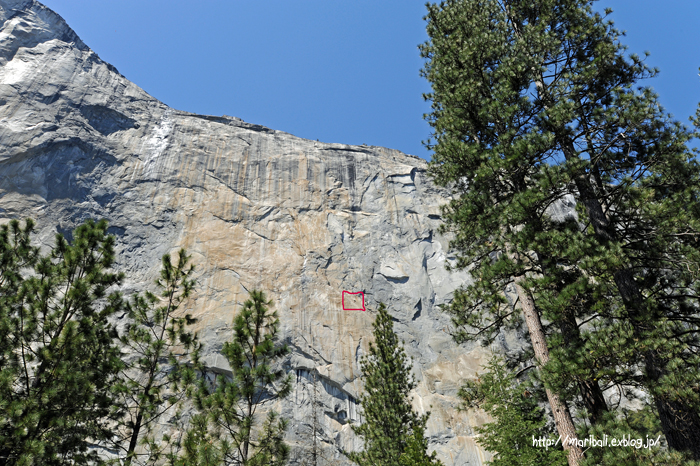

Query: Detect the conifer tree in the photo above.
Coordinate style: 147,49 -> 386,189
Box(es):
421,0 -> 700,460
0,219 -> 40,461
302,369 -> 324,466
0,219 -> 124,465
290,368 -> 332,466
114,249 -> 199,466
398,425 -> 443,466
347,303 -> 442,466
580,407 -> 699,466
0,219 -> 39,377
309,370 -> 320,466
168,413 -> 222,466
182,290 -> 292,466
460,356 -> 567,466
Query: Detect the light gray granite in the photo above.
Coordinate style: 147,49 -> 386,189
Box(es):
0,1 -> 493,463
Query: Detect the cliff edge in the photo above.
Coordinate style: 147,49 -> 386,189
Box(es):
0,1 -> 492,463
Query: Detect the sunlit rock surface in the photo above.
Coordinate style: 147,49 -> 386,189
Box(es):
0,1 -> 492,463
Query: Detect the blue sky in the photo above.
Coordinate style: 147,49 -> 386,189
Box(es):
40,0 -> 700,159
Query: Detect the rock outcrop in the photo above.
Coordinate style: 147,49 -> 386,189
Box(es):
0,1 -> 492,463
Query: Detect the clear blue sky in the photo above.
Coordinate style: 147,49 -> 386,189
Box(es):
39,0 -> 700,159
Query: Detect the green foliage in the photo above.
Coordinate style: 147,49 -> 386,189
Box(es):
398,424 -> 443,466
579,407 -> 700,466
0,219 -> 124,465
114,249 -> 199,466
460,356 -> 567,466
168,414 -> 222,466
180,290 -> 291,466
347,303 -> 442,466
0,219 -> 39,389
421,0 -> 700,456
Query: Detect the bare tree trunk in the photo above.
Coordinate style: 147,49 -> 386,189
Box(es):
560,135 -> 700,459
508,1 -> 697,455
311,370 -> 319,466
124,407 -> 144,466
515,278 -> 583,466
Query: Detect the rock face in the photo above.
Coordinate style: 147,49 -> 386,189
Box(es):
0,1 -> 492,463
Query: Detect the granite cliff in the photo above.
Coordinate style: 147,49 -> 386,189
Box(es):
0,1 -> 495,463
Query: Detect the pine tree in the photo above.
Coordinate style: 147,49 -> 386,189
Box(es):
290,368 -> 332,466
460,356 -> 567,466
0,219 -> 125,465
580,407 -> 700,466
310,370 -> 320,466
181,289 -> 292,466
0,219 -> 40,461
168,413 -> 222,466
347,303 -> 442,466
304,369 -> 323,466
398,424 -> 443,466
0,219 -> 39,382
114,249 -> 199,466
421,0 -> 700,460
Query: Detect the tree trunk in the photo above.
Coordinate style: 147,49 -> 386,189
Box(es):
312,370 -> 319,466
561,136 -> 700,459
124,409 -> 144,466
125,376 -> 154,466
537,258 -> 609,426
615,270 -> 700,458
515,278 -> 584,466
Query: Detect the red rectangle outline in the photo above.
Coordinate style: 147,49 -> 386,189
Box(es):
342,291 -> 365,311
